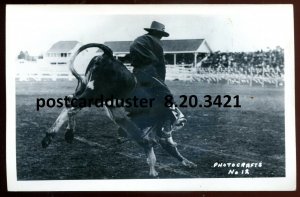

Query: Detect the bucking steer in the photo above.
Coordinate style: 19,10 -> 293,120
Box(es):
41,43 -> 196,177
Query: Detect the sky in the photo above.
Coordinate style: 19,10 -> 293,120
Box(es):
7,5 -> 293,56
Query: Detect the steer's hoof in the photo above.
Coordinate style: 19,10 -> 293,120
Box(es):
117,137 -> 127,144
149,169 -> 159,177
65,129 -> 74,143
41,133 -> 55,148
172,118 -> 187,131
182,159 -> 197,168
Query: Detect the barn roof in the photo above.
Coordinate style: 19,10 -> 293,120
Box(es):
47,41 -> 80,53
104,41 -> 132,53
163,39 -> 205,52
103,39 -> 210,54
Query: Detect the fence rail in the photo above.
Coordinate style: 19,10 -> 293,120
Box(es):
15,64 -> 284,87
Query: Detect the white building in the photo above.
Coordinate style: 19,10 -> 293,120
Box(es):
45,41 -> 82,65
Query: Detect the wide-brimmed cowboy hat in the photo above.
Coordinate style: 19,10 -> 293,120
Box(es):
144,21 -> 169,37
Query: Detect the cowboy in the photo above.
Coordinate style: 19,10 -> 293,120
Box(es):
129,21 -> 186,140
130,21 -> 169,83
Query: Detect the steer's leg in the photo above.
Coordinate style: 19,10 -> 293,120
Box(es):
42,108 -> 69,148
65,107 -> 80,143
144,135 -> 158,177
156,122 -> 197,168
41,107 -> 79,148
105,106 -> 158,177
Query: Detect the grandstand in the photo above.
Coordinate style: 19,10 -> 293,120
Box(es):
103,39 -> 212,66
192,47 -> 284,87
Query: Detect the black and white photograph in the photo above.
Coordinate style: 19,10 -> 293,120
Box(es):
6,4 -> 296,191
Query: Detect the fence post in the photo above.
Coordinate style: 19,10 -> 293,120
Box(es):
227,67 -> 230,85
250,66 -> 253,87
262,66 -> 265,87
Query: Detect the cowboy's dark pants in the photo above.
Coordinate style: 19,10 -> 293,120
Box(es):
132,69 -> 175,138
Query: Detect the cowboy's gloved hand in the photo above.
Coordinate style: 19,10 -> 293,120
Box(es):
67,94 -> 74,101
65,94 -> 74,108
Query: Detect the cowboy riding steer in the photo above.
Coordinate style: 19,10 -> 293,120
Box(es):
41,43 -> 197,177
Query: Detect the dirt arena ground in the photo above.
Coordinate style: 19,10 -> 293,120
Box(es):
16,80 -> 285,179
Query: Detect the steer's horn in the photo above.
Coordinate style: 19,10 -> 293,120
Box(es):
69,43 -> 113,92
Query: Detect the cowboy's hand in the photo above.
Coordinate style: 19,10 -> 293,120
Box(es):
67,94 -> 74,101
65,94 -> 74,108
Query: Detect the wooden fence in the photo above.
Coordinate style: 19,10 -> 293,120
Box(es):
15,63 -> 284,87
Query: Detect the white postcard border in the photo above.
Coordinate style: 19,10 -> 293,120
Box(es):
6,4 -> 296,191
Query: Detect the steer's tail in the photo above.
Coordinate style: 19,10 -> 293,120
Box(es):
69,43 -> 113,92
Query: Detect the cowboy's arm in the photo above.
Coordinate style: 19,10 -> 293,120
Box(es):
130,36 -> 160,67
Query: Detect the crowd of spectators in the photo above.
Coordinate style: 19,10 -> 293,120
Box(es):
194,47 -> 284,85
